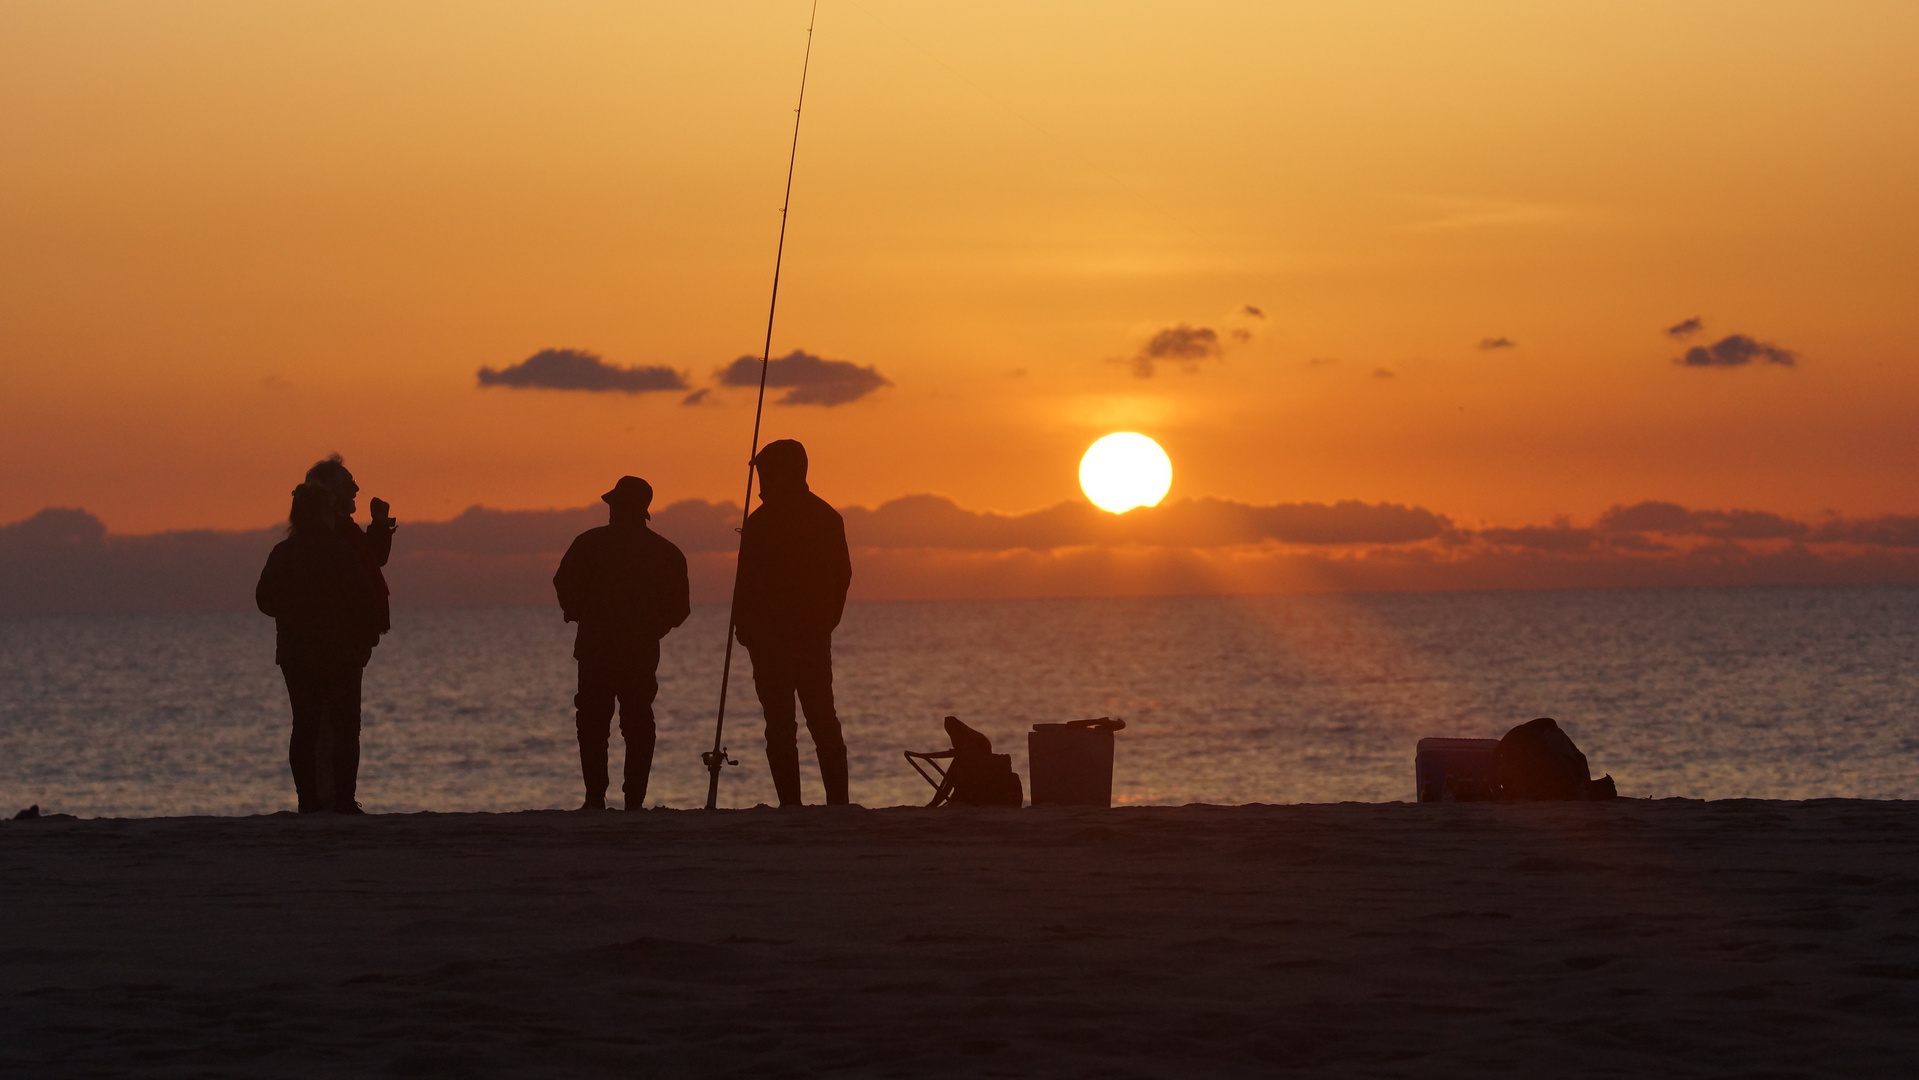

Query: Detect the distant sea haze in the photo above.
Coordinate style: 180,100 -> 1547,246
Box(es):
4,496 -> 1919,616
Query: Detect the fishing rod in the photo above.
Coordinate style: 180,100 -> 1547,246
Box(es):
703,0 -> 821,811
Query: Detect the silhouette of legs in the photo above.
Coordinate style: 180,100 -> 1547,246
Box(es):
618,703 -> 657,807
799,661 -> 848,806
574,688 -> 612,808
282,665 -> 363,812
749,635 -> 847,806
575,643 -> 660,808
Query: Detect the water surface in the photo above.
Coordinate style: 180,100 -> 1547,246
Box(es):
3,586 -> 1916,815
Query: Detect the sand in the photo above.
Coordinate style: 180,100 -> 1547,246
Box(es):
3,800 -> 1916,1078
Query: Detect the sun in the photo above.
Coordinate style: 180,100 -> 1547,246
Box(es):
1079,433 -> 1173,514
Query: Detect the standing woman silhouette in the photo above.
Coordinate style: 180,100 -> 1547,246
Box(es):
255,483 -> 386,813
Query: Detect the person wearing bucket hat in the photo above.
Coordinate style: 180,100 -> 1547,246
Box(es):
734,439 -> 853,806
553,475 -> 691,810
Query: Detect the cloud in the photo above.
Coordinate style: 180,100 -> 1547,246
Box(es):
1127,307 -> 1268,376
369,496 -> 1461,561
1594,500 -> 1693,533
1607,532 -> 1674,553
841,494 -> 1454,551
1666,317 -> 1704,339
477,349 -> 689,393
1372,368 -> 1396,379
1479,337 -> 1515,350
0,508 -> 274,615
1228,304 -> 1268,343
20,497 -> 1919,614
849,537 -> 1919,602
399,504 -> 606,556
1810,515 -> 1919,548
680,388 -> 713,406
1477,522 -> 1598,552
1677,334 -> 1798,368
1698,510 -> 1809,540
1129,324 -> 1224,378
1595,501 -> 1806,540
1228,500 -> 1452,545
717,349 -> 891,406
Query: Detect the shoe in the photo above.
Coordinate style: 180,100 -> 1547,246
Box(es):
579,798 -> 607,811
333,802 -> 367,815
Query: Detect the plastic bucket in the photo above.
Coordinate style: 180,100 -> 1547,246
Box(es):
1028,717 -> 1125,807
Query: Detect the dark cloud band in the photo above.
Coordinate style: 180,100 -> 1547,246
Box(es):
1677,334 -> 1798,368
1131,324 -> 1223,378
11,498 -> 1919,614
717,349 -> 890,406
1596,500 -> 1805,540
478,349 -> 688,393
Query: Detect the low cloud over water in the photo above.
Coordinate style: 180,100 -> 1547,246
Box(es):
7,496 -> 1919,616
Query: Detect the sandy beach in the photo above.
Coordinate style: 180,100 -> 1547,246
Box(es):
3,800 -> 1916,1078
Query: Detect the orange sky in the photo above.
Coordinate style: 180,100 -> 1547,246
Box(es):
3,1 -> 1916,534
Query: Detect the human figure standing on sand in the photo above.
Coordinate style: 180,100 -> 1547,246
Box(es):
734,439 -> 854,807
255,483 -> 386,813
553,476 -> 691,811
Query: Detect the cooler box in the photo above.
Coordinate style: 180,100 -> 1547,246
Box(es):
1028,718 -> 1125,807
1415,737 -> 1499,802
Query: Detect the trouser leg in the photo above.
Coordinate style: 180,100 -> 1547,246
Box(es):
749,644 -> 803,806
794,637 -> 847,806
575,664 -> 615,804
282,667 -> 324,812
324,667 -> 364,810
616,641 -> 661,807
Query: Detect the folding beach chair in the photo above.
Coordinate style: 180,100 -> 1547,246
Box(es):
905,716 -> 1023,807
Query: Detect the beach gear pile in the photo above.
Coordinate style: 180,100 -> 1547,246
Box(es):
1416,717 -> 1618,802
906,716 -> 1024,807
907,715 -> 1129,808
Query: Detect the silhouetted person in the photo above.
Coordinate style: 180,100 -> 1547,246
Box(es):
256,483 -> 385,813
554,476 -> 691,811
304,454 -> 396,636
734,440 -> 853,806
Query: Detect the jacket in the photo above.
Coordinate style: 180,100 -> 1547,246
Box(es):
337,513 -> 394,635
553,522 -> 692,663
256,531 -> 384,670
733,485 -> 851,648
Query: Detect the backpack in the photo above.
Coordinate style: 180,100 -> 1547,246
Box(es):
1495,717 -> 1617,801
909,716 -> 1024,807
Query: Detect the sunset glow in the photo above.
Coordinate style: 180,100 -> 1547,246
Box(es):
3,1 -> 1918,599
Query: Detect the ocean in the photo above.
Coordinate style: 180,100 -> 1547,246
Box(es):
3,586 -> 1917,817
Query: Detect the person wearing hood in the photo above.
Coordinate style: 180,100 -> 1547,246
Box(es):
733,439 -> 853,806
255,482 -> 385,813
553,476 -> 691,810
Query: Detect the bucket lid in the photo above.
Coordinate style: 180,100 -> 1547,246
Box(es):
1416,737 -> 1498,751
1032,717 -> 1125,733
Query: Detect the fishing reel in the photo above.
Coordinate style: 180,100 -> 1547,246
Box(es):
701,748 -> 739,771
